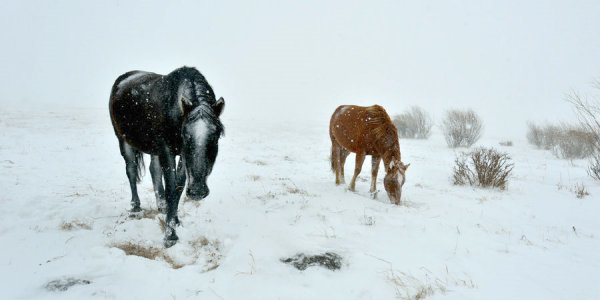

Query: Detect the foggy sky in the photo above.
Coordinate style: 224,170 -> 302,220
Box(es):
1,0 -> 599,139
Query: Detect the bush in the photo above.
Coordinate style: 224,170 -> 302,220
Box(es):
589,153 -> 600,180
526,122 -> 595,159
567,86 -> 600,180
441,110 -> 483,148
552,125 -> 596,159
392,106 -> 433,139
453,147 -> 514,190
526,123 -> 561,150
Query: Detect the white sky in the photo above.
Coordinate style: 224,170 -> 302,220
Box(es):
1,0 -> 599,138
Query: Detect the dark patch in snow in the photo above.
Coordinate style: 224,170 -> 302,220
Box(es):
45,278 -> 91,291
281,252 -> 342,271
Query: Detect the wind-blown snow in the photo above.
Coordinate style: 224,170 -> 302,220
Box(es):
0,109 -> 598,300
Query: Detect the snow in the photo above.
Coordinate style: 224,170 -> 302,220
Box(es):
0,109 -> 599,299
116,72 -> 150,91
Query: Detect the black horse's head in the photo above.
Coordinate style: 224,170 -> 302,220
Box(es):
181,99 -> 225,200
174,67 -> 225,200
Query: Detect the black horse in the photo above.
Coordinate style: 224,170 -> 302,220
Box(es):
109,66 -> 225,247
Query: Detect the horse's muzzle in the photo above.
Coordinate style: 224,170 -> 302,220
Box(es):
187,187 -> 209,200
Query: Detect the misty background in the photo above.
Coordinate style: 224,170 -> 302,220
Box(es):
1,0 -> 599,139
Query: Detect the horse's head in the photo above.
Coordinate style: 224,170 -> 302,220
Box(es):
181,97 -> 225,200
383,160 -> 410,205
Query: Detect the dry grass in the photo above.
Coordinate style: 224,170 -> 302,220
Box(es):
453,147 -> 514,190
114,242 -> 185,269
247,175 -> 261,181
574,183 -> 590,199
114,240 -> 223,269
387,270 -> 445,300
286,186 -> 309,195
142,209 -> 160,219
257,191 -> 278,201
114,242 -> 162,260
244,158 -> 268,166
499,140 -> 513,147
190,237 -> 221,272
386,267 -> 475,300
60,220 -> 92,231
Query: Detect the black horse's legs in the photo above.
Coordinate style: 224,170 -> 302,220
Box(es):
150,155 -> 167,213
159,151 -> 179,247
119,140 -> 142,213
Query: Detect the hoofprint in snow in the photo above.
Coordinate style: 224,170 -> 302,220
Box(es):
0,109 -> 598,300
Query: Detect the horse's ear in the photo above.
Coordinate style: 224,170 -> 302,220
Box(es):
213,97 -> 225,116
402,163 -> 410,171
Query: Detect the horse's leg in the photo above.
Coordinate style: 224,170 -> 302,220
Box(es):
349,152 -> 366,192
339,148 -> 349,184
159,150 -> 179,248
119,140 -> 142,213
174,156 -> 186,213
370,155 -> 381,193
150,155 -> 166,214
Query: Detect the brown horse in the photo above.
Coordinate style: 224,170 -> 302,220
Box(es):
329,105 -> 409,204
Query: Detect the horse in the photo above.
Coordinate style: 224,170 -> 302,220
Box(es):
109,66 -> 225,247
329,105 -> 409,205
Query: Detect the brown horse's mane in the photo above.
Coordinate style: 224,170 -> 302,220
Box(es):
363,106 -> 402,173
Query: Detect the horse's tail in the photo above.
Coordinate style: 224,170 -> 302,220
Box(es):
330,143 -> 337,174
134,151 -> 145,183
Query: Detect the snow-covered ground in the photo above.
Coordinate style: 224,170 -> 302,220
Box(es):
0,108 -> 598,300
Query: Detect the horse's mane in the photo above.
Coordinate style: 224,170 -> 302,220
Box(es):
363,105 -> 401,170
166,66 -> 217,105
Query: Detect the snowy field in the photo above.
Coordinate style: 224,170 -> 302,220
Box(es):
0,108 -> 599,300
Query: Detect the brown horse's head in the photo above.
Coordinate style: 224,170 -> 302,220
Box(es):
383,161 -> 410,205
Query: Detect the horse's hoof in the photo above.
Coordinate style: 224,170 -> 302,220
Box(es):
164,237 -> 178,248
129,207 -> 143,218
164,231 -> 179,248
370,191 -> 379,199
157,200 -> 167,214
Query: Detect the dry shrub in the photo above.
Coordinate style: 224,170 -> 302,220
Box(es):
453,147 -> 514,190
499,141 -> 513,147
527,122 -> 595,159
567,86 -> 600,179
552,126 -> 596,159
526,123 -> 561,149
574,183 -> 589,199
441,110 -> 483,148
589,154 -> 600,180
392,106 -> 433,139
